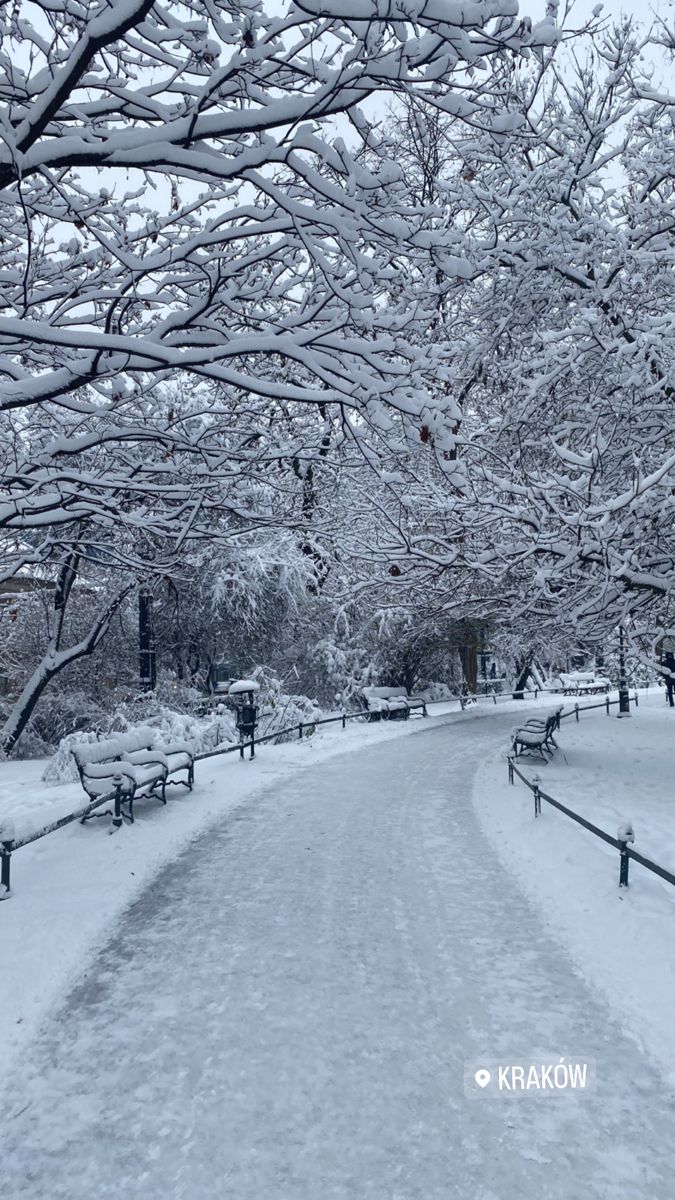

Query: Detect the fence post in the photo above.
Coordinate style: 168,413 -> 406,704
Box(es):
634,691 -> 639,708
342,712 -> 346,729
250,727 -> 256,760
533,784 -> 541,817
606,695 -> 610,715
112,776 -> 124,830
298,722 -> 304,741
534,688 -> 538,699
493,692 -> 497,706
619,842 -> 630,888
508,758 -> 514,785
575,703 -> 579,723
617,823 -> 634,888
0,834 -> 14,898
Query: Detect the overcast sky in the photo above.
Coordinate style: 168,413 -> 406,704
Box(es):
558,0 -> 672,55
562,0 -> 672,88
557,0 -> 665,19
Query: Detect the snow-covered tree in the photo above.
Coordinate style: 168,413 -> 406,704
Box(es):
0,0 -> 567,746
360,18 -> 675,667
0,0 -> 554,419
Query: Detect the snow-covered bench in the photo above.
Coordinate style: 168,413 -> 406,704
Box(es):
512,709 -> 562,761
72,728 -> 195,823
551,672 -> 611,696
360,686 -> 428,721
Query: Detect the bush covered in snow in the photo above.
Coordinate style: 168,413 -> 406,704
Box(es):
420,681 -> 459,702
3,690 -> 112,761
248,669 -> 324,743
42,730 -> 104,784
39,672 -> 334,783
41,705 -> 238,785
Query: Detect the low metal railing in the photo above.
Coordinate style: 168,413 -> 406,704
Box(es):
0,686 -> 646,899
194,709 -> 368,763
0,784 -> 120,899
507,693 -> 674,891
0,710 -> 390,898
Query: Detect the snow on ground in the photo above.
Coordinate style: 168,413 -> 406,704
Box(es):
0,696 -> 542,840
473,689 -> 675,1088
0,695 -> 552,1080
2,717 -> 675,1199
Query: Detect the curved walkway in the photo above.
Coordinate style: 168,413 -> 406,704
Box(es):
2,719 -> 672,1199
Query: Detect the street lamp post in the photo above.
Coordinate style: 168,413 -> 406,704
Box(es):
139,586 -> 156,692
617,623 -> 630,716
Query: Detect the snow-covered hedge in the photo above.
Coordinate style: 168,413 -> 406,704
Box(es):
42,707 -> 238,785
420,681 -> 459,702
249,670 -> 324,743
40,673 -> 331,783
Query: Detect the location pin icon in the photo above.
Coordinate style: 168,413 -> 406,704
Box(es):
475,1069 -> 491,1089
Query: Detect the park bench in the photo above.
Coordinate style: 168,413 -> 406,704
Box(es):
551,672 -> 611,696
512,708 -> 563,761
72,728 -> 195,823
360,686 -> 428,721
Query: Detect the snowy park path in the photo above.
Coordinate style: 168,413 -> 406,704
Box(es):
3,720 -> 674,1200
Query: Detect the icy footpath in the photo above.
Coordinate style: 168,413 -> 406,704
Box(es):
2,720 -> 674,1200
0,700 -> 519,1074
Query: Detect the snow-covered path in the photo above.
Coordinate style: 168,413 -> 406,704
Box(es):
3,721 -> 673,1199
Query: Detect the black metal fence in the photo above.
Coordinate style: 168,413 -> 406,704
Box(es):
1,785 -> 119,899
0,709 -> 386,898
194,708 -> 368,764
508,693 -> 675,892
192,683 -> 611,765
0,686 -> 648,900
196,679 -> 627,764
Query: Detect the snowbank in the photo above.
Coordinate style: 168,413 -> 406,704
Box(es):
472,690 -> 675,1086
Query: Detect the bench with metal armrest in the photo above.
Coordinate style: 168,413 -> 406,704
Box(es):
71,727 -> 194,824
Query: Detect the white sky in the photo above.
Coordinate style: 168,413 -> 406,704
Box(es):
563,0 -> 673,90
573,0 -> 663,16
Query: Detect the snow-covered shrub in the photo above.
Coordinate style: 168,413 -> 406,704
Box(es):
8,720 -> 53,761
42,729 -> 101,784
305,636 -> 379,708
104,680 -> 207,728
149,679 -> 209,715
251,669 -> 324,742
31,690 -> 110,746
106,703 -> 237,754
41,705 -> 238,785
420,681 -> 458,702
3,689 -> 110,761
144,706 -> 237,753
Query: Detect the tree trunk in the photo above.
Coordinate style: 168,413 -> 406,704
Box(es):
403,660 -> 417,694
460,640 -> 478,695
513,654 -> 534,700
139,587 -> 157,691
